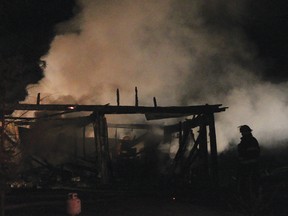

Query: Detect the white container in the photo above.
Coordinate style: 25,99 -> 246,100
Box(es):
67,193 -> 81,216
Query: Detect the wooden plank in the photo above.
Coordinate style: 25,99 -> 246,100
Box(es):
2,103 -> 227,115
145,113 -> 189,120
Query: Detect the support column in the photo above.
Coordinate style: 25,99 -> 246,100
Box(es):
93,113 -> 111,184
82,126 -> 86,159
198,124 -> 209,179
208,113 -> 218,186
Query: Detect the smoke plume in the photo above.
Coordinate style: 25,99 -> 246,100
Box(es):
25,0 -> 288,150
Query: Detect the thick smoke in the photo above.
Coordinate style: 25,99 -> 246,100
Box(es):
25,0 -> 288,150
26,0 -> 194,106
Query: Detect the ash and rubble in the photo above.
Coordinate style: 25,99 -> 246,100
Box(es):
3,103 -> 224,190
7,114 -> 185,190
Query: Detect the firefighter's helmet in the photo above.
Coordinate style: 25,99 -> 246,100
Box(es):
239,125 -> 252,133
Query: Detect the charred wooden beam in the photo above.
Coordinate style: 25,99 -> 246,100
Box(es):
172,121 -> 192,174
208,113 -> 218,186
135,87 -> 138,107
153,97 -> 157,107
36,93 -> 41,105
198,124 -> 209,179
5,110 -> 77,120
184,131 -> 201,171
93,114 -> 100,173
93,113 -> 111,184
102,116 -> 112,182
2,103 -> 227,115
83,126 -> 86,159
116,89 -> 120,106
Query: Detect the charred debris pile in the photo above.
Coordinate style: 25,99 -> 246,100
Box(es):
0,95 -> 228,191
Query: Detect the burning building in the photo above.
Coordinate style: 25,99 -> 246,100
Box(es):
1,102 -> 227,189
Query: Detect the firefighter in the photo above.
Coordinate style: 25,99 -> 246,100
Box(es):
237,125 -> 260,202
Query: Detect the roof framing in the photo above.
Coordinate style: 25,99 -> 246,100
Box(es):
3,103 -> 227,115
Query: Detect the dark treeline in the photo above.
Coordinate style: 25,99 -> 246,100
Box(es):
0,0 -> 79,103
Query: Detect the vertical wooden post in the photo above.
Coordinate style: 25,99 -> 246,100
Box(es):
92,112 -> 111,184
82,126 -> 86,159
208,113 -> 218,186
93,120 -> 101,172
178,121 -> 182,146
135,87 -> 138,107
153,97 -> 157,107
198,124 -> 209,179
172,122 -> 184,169
170,122 -> 182,172
116,89 -> 120,106
101,115 -> 111,183
36,93 -> 41,105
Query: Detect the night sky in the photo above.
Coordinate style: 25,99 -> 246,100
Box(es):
0,0 -> 78,103
200,0 -> 288,82
244,0 -> 288,82
1,0 -> 288,102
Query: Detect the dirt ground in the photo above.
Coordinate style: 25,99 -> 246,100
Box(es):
4,188 -> 245,216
